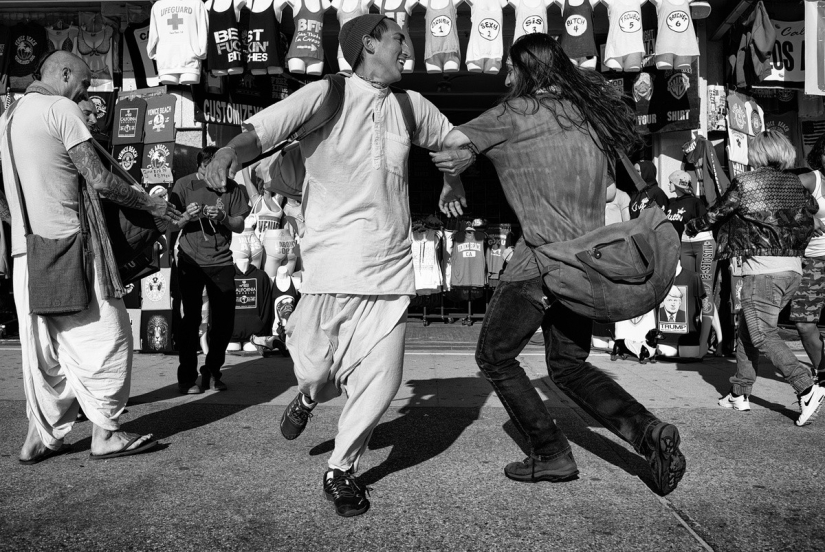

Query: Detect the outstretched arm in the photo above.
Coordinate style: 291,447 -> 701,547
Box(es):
430,129 -> 476,176
68,140 -> 182,222
204,128 -> 263,193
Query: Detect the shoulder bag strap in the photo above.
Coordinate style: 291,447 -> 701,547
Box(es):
390,88 -> 417,139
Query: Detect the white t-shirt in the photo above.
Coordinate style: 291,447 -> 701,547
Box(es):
742,256 -> 802,276
0,93 -> 92,256
805,170 -> 825,258
246,74 -> 453,295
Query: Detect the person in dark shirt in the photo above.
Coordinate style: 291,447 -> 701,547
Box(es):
664,170 -> 705,239
170,146 -> 250,394
629,160 -> 668,218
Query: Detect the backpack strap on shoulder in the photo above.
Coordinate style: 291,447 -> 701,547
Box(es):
390,86 -> 417,140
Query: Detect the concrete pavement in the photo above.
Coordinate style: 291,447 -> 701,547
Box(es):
1,326 -> 824,551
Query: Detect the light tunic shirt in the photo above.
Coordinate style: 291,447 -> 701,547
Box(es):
245,74 -> 453,295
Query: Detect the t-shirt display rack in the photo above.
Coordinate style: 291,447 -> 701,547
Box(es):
408,213 -> 516,326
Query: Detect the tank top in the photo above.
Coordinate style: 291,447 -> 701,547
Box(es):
207,0 -> 244,75
512,0 -> 547,43
287,1 -> 326,62
47,26 -> 78,54
412,229 -> 443,294
272,277 -> 299,335
424,1 -> 460,60
465,1 -> 504,72
251,194 -> 284,240
380,2 -> 415,63
450,229 -> 487,288
336,0 -> 370,63
560,0 -> 597,59
248,0 -> 285,75
604,0 -> 645,65
654,0 -> 699,58
77,27 -> 114,91
806,171 -> 825,258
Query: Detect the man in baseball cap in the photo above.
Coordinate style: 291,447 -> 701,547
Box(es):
205,15 -> 472,517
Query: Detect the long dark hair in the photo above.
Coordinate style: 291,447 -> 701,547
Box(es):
502,33 -> 642,165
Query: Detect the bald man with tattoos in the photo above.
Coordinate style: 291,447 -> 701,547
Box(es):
0,51 -> 182,464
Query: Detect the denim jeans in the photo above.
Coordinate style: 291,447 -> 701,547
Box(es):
734,271 -> 814,395
475,277 -> 659,461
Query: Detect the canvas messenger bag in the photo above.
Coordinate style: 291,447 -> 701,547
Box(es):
529,154 -> 680,323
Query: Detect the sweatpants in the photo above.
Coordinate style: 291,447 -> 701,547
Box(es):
14,255 -> 132,449
286,293 -> 409,472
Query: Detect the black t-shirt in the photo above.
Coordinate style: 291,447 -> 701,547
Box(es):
665,195 -> 706,239
232,264 -> 273,340
629,185 -> 669,219
170,174 -> 250,267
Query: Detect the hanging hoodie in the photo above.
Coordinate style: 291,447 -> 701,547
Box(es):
683,136 -> 730,207
726,0 -> 776,88
232,264 -> 274,341
147,0 -> 209,84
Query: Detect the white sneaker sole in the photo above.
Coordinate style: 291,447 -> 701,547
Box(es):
718,397 -> 750,411
796,390 -> 825,426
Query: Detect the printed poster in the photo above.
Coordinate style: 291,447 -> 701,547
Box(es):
658,285 -> 688,334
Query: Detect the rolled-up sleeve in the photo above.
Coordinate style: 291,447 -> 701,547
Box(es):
244,80 -> 330,152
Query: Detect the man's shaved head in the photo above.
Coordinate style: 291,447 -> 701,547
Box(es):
38,51 -> 91,102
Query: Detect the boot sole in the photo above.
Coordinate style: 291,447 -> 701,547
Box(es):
648,423 -> 686,496
504,469 -> 580,483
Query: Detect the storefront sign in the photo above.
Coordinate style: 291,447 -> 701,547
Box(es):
763,20 -> 804,83
193,74 -> 306,125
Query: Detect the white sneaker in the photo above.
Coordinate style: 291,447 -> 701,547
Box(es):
718,393 -> 751,411
796,385 -> 825,426
226,342 -> 242,352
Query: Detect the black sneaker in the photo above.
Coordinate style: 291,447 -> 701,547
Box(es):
644,422 -> 686,496
323,469 -> 370,517
504,453 -> 579,483
280,392 -> 314,440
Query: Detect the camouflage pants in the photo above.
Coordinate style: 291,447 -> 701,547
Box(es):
789,257 -> 825,323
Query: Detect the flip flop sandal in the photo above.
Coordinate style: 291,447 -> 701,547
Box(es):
89,436 -> 160,460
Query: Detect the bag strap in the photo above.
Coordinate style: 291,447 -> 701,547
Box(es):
619,152 -> 648,192
241,74 -> 347,169
390,86 -> 417,139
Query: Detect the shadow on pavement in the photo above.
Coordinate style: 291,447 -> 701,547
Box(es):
70,358 -> 295,450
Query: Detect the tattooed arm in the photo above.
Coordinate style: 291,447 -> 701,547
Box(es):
68,140 -> 182,222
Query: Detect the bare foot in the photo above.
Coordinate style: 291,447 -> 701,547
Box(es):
19,417 -> 63,463
90,425 -> 154,457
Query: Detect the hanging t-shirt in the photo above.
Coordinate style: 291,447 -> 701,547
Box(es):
0,25 -> 10,91
147,0 -> 210,84
629,185 -> 668,219
207,0 -> 244,76
77,27 -> 115,92
143,94 -> 177,144
512,0 -> 547,42
7,21 -> 49,91
336,1 -> 371,68
745,99 -> 765,136
380,2 -> 415,65
664,195 -> 705,239
658,267 -> 705,347
412,229 -> 443,295
727,92 -> 749,133
112,97 -> 147,145
170,175 -> 251,267
247,0 -> 284,74
560,0 -> 597,60
604,0 -> 645,70
450,229 -> 487,288
654,0 -> 699,64
113,143 -> 145,184
123,20 -> 160,89
86,90 -> 116,135
465,0 -> 504,74
424,1 -> 460,64
142,141 -> 176,185
47,26 -> 78,54
287,2 -> 326,63
232,264 -> 274,341
272,276 -> 299,337
728,127 -> 749,165
485,225 -> 515,283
